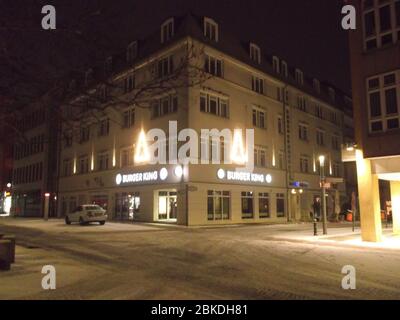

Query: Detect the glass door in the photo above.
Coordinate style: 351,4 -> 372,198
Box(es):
158,191 -> 177,221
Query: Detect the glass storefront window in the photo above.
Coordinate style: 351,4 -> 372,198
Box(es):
259,193 -> 270,218
115,192 -> 140,221
241,191 -> 254,219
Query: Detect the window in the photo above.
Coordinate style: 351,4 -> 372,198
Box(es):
332,135 -> 340,150
157,56 -> 174,78
98,152 -> 109,171
207,190 -> 230,220
315,104 -> 323,119
297,95 -> 307,111
276,193 -> 285,217
313,78 -> 321,93
363,0 -> 400,50
127,41 -> 138,62
152,95 -> 178,118
200,93 -> 229,118
79,125 -> 90,143
249,43 -> 261,64
64,132 -> 72,148
204,55 -> 223,77
332,163 -> 341,177
124,74 -> 135,93
241,191 -> 254,219
252,106 -> 266,128
300,156 -> 309,173
251,76 -> 264,94
204,17 -> 218,42
316,129 -> 325,146
161,18 -> 174,43
254,146 -> 267,167
104,56 -> 112,74
98,118 -> 110,136
272,56 -> 280,73
79,156 -> 89,174
295,69 -> 304,85
277,116 -> 284,134
367,71 -> 400,132
298,123 -> 308,141
281,61 -> 288,77
120,147 -> 134,167
259,193 -> 270,218
123,108 -> 135,128
63,159 -> 72,176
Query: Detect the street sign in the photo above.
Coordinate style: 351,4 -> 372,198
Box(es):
325,177 -> 344,184
320,182 -> 331,189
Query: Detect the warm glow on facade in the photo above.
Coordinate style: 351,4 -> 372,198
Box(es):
230,129 -> 246,164
134,130 -> 150,163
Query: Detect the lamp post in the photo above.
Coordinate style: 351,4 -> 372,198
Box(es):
319,155 -> 327,235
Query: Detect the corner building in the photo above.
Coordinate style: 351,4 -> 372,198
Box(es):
58,14 -> 351,226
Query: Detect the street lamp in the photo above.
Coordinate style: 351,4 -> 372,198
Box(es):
319,155 -> 327,235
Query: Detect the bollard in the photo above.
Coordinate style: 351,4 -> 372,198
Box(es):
0,240 -> 12,271
2,235 -> 15,263
313,219 -> 318,236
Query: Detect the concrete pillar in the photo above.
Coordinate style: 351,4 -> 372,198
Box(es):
390,181 -> 400,235
356,150 -> 382,242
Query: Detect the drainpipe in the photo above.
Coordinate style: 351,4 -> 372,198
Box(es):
282,84 -> 291,223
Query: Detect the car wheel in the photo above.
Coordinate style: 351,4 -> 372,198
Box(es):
79,217 -> 86,226
65,216 -> 71,225
99,221 -> 105,225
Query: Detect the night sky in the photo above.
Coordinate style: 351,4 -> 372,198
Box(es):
0,0 -> 350,107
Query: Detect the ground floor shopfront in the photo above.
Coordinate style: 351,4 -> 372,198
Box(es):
58,165 -> 345,226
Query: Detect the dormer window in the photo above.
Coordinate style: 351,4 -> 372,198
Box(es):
272,56 -> 280,73
281,61 -> 288,77
127,41 -> 138,62
104,56 -> 113,74
328,87 -> 335,102
249,43 -> 261,64
84,69 -> 93,87
295,69 -> 304,85
161,18 -> 174,43
204,17 -> 218,42
313,78 -> 321,93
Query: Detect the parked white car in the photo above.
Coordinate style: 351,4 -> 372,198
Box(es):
65,204 -> 107,225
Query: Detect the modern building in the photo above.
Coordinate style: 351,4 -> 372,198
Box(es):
10,98 -> 60,217
55,14 -> 351,226
347,0 -> 400,241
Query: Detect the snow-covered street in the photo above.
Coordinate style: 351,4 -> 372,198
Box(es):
1,218 -> 400,300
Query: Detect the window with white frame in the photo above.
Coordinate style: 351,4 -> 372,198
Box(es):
315,104 -> 323,119
79,155 -> 89,174
278,151 -> 285,169
123,108 -> 135,128
152,94 -> 178,118
332,135 -> 340,150
313,78 -> 321,93
254,146 -> 267,167
316,129 -> 325,146
272,56 -> 280,73
362,0 -> 400,50
207,190 -> 230,220
204,17 -> 219,42
161,18 -> 174,43
295,69 -> 304,85
241,191 -> 254,219
97,152 -> 109,171
251,75 -> 264,94
298,123 -> 308,141
367,70 -> 400,132
156,55 -> 174,78
124,74 -> 135,93
252,106 -> 266,129
204,54 -> 223,77
259,193 -> 270,218
79,125 -> 90,143
249,43 -> 261,64
296,95 -> 307,111
120,147 -> 134,167
200,92 -> 229,118
300,155 -> 310,173
126,41 -> 138,62
281,60 -> 288,77
98,118 -> 110,136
